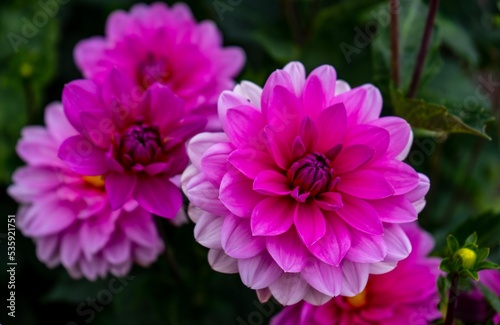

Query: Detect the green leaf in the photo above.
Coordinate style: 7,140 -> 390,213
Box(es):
465,232 -> 478,245
451,211 -> 500,250
436,15 -> 480,66
476,248 -> 490,262
447,235 -> 460,253
440,258 -> 451,272
478,282 -> 500,316
390,89 -> 492,139
476,261 -> 500,271
459,269 -> 479,281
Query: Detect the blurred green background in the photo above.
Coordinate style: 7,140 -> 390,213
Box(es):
1,0 -> 500,324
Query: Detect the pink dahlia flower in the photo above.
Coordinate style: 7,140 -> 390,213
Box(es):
74,2 -> 245,130
482,269 -> 500,323
182,62 -> 430,305
8,103 -> 165,279
270,223 -> 441,325
58,69 -> 206,219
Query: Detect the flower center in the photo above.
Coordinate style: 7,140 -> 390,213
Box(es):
137,54 -> 171,89
345,289 -> 367,308
287,153 -> 333,196
118,123 -> 163,167
82,175 -> 105,188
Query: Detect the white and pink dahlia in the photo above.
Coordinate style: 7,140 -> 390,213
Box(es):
182,62 -> 430,305
74,2 -> 245,129
8,103 -> 164,279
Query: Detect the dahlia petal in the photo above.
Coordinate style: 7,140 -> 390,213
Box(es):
265,85 -> 301,146
335,195 -> 383,235
367,159 -> 419,195
200,142 -> 232,186
303,289 -> 332,306
261,70 -> 294,115
308,64 -> 337,106
294,202 -> 326,247
228,148 -> 277,179
133,175 -> 182,219
384,223 -> 412,262
16,127 -> 59,167
8,167 -> 60,202
105,10 -> 131,43
168,115 -> 207,142
74,37 -> 107,77
299,116 -> 318,152
58,135 -> 109,176
239,253 -> 283,289
283,61 -> 306,96
105,173 -> 137,210
45,102 -> 78,143
333,145 -> 374,174
225,106 -> 265,148
256,288 -> 272,303
185,172 -> 229,215
101,69 -> 138,128
208,249 -> 239,274
61,230 -> 81,267
406,173 -> 430,212
120,208 -> 158,248
369,116 -> 412,160
343,124 -> 390,159
264,126 -> 293,170
79,109 -> 114,148
234,81 -> 263,109
308,215 -> 350,266
219,47 -> 245,76
194,214 -> 224,249
302,75 -> 326,120
315,103 -> 347,152
148,83 -> 185,132
368,261 -> 397,274
221,215 -> 265,259
269,273 -> 308,306
26,200 -> 75,237
36,235 -> 58,263
370,196 -> 417,223
345,229 -> 386,263
80,218 -> 114,259
340,260 -> 369,296
315,192 -> 343,211
301,258 -> 342,297
251,197 -> 295,236
337,170 -> 394,199
187,132 -> 229,168
62,80 -> 101,133
219,169 -> 263,217
104,233 -> 131,265
253,170 -> 291,196
335,80 -> 351,95
266,227 -> 310,272
218,91 -> 251,128
356,84 -> 383,123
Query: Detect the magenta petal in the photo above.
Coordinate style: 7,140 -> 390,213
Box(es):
333,145 -> 375,174
340,260 -> 369,296
225,105 -> 265,148
148,84 -> 184,131
120,208 -> 158,248
185,172 -> 229,216
299,116 -> 318,152
58,135 -> 109,176
384,223 -> 412,262
228,148 -> 278,179
27,200 -> 75,237
253,170 -> 291,196
369,116 -> 412,160
301,258 -> 342,296
61,230 -> 81,267
337,170 -> 394,199
269,273 -> 308,306
261,70 -> 294,115
302,75 -> 326,120
187,132 -> 229,169
74,37 -> 106,76
316,103 -> 347,152
308,215 -> 351,266
220,169 -> 264,218
194,214 -> 224,249
335,195 -> 383,235
343,124 -> 390,159
370,196 -> 417,223
266,227 -> 310,272
251,197 -> 295,236
208,249 -> 238,274
308,64 -> 337,106
62,80 -> 101,133
101,69 -> 137,128
221,214 -> 265,259
200,142 -> 232,186
294,202 -> 326,247
283,61 -> 306,95
345,229 -> 387,263
367,160 -> 419,195
105,173 -> 137,210
315,192 -> 343,211
133,175 -> 182,219
104,234 -> 131,265
238,253 -> 283,289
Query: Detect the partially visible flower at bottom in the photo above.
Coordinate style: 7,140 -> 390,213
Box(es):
270,223 -> 441,325
8,103 -> 167,280
456,269 -> 500,324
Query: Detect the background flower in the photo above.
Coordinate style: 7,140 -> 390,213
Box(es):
74,2 -> 245,130
59,69 -> 206,219
270,223 -> 441,325
8,103 -> 164,279
183,62 -> 429,305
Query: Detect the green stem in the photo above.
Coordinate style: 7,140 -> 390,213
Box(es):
444,272 -> 459,325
